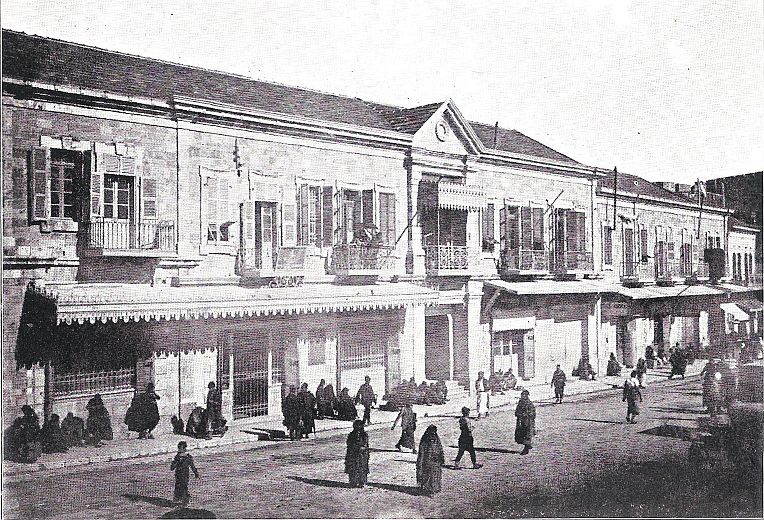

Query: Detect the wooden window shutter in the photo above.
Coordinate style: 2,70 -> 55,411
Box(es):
483,203 -> 495,246
378,192 -> 396,246
565,210 -> 577,252
520,206 -> 532,250
577,212 -> 587,252
603,225 -> 613,265
333,187 -> 344,245
321,186 -> 333,247
353,191 -> 364,235
28,147 -> 50,222
531,207 -> 543,250
499,205 -> 507,253
243,200 -> 255,245
362,189 -> 374,228
387,193 -> 396,246
298,184 -> 310,245
281,200 -> 297,247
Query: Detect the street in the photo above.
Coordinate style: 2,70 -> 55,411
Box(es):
4,376 -> 761,519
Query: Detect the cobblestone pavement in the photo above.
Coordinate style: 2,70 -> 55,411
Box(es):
4,376 -> 761,519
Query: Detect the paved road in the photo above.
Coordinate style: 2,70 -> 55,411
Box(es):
4,377 -> 761,519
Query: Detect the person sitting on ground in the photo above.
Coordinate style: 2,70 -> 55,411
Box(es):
503,368 -> 518,391
85,394 -> 113,446
576,359 -> 596,381
488,371 -> 501,395
606,353 -> 622,377
428,382 -> 446,405
185,406 -> 208,438
40,413 -> 68,454
337,388 -> 358,421
4,405 -> 42,463
436,379 -> 448,401
125,383 -> 161,440
171,415 -> 185,435
60,411 -> 85,448
418,381 -> 431,405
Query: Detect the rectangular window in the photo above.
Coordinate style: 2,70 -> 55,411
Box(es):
603,226 -> 613,265
532,207 -> 544,251
50,154 -> 77,219
640,227 -> 649,262
207,176 -> 234,244
503,206 -> 519,251
297,184 -> 322,246
482,203 -> 495,251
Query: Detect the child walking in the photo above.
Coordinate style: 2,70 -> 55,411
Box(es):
171,441 -> 200,506
454,406 -> 482,469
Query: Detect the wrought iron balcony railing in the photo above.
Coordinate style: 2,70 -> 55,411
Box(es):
332,244 -> 395,274
556,251 -> 594,272
424,245 -> 476,274
502,249 -> 549,272
82,219 -> 176,253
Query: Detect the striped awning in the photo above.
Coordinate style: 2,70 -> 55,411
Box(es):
420,181 -> 487,211
27,281 -> 438,325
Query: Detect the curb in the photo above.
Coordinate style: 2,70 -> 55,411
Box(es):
3,371 -> 701,478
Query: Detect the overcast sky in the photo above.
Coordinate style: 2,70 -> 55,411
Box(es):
3,0 -> 762,182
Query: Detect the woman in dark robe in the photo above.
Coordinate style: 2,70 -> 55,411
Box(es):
623,370 -> 643,423
185,406 -> 208,438
298,383 -> 316,439
337,388 -> 357,421
85,394 -> 113,446
60,411 -> 85,448
4,405 -> 42,462
514,390 -> 536,455
416,424 -> 445,496
40,413 -> 68,453
391,403 -> 417,453
606,353 -> 622,376
344,420 -> 369,487
315,379 -> 326,419
281,385 -> 302,440
125,383 -> 161,439
322,383 -> 337,418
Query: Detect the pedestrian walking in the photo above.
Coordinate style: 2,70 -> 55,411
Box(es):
391,402 -> 417,453
355,376 -> 377,426
636,358 -> 647,388
298,382 -> 316,439
281,385 -> 301,440
344,420 -> 369,488
171,441 -> 200,507
514,390 -> 536,455
551,365 -> 566,403
416,425 -> 445,496
623,370 -> 643,424
454,406 -> 481,469
475,371 -> 489,419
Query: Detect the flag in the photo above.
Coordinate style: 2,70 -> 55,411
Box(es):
694,179 -> 707,199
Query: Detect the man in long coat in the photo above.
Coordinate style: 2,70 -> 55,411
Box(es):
355,376 -> 377,426
282,385 -> 301,440
551,365 -> 566,403
298,383 -> 316,439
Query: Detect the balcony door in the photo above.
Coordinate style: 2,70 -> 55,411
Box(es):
254,202 -> 277,270
103,174 -> 134,249
623,228 -> 635,276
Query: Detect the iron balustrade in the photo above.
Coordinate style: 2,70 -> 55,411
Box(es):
332,244 -> 395,271
503,249 -> 549,271
83,219 -> 175,252
51,368 -> 135,397
558,251 -> 594,271
655,258 -> 679,281
622,258 -> 653,280
424,245 -> 473,271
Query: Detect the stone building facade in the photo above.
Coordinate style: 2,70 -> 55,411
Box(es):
3,30 -> 761,433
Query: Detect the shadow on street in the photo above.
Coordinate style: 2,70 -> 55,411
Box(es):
287,476 -> 355,489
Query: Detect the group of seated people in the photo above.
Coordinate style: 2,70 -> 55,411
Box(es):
487,368 -> 518,394
171,382 -> 228,439
313,380 -> 359,421
381,378 -> 448,411
4,394 -> 114,463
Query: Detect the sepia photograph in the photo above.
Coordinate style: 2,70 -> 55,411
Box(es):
1,1 -> 762,518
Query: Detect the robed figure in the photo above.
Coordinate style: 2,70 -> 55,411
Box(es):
514,390 -> 536,455
391,403 -> 417,453
344,420 -> 369,487
40,413 -> 68,453
85,394 -> 113,446
125,383 -> 161,439
416,425 -> 445,496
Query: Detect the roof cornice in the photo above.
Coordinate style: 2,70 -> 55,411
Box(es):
597,187 -> 731,215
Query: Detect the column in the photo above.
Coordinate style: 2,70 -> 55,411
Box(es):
446,313 -> 455,380
406,165 -> 425,276
466,280 -> 489,395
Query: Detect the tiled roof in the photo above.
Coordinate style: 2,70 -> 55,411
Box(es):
469,121 -> 580,164
2,30 -> 395,131
365,101 -> 444,134
598,170 -> 697,205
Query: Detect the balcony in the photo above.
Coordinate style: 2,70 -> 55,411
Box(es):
555,251 -> 594,273
239,246 -> 308,287
239,247 -> 277,278
654,258 -> 679,285
424,245 -> 477,276
81,219 -> 176,257
332,244 -> 395,276
500,249 -> 549,276
621,258 -> 653,285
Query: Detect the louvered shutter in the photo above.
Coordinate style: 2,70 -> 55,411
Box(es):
603,225 -> 613,265
499,205 -> 507,253
483,203 -> 495,250
531,207 -> 543,250
362,189 -> 374,229
29,147 -> 50,222
577,212 -> 587,252
520,206 -> 532,250
691,234 -> 699,273
333,187 -> 344,245
139,159 -> 157,221
281,185 -> 297,247
379,192 -> 396,246
322,186 -> 333,247
298,184 -> 310,245
353,191 -> 364,236
565,210 -> 577,252
243,200 -> 254,246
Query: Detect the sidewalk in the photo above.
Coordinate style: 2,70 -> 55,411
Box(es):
3,360 -> 705,477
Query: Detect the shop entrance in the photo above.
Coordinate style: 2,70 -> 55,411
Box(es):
219,333 -> 270,419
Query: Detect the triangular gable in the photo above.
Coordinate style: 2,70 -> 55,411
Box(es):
411,100 -> 485,156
